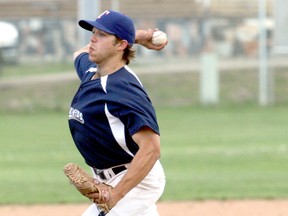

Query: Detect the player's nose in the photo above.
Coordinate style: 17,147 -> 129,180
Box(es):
90,34 -> 97,43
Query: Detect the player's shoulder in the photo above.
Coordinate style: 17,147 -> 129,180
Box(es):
106,66 -> 144,96
74,53 -> 97,81
117,65 -> 143,86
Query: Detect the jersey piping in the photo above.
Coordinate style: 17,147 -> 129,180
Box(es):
104,104 -> 134,157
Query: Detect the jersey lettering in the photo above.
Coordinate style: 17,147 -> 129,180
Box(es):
69,107 -> 84,124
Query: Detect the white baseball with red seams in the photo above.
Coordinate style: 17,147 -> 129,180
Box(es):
152,30 -> 167,46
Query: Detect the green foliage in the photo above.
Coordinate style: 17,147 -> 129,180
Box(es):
1,106 -> 288,204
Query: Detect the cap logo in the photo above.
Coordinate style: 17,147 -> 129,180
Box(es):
97,10 -> 110,19
79,10 -> 135,45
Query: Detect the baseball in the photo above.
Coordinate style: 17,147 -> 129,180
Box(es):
152,30 -> 167,46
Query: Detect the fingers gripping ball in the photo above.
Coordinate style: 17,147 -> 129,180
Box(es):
63,163 -> 112,214
152,30 -> 167,46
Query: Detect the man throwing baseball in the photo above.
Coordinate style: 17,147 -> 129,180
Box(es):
68,10 -> 167,216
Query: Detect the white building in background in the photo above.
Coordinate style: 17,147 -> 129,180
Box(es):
0,21 -> 19,63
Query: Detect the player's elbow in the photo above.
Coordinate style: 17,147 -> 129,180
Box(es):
73,50 -> 82,60
150,141 -> 161,161
139,140 -> 161,162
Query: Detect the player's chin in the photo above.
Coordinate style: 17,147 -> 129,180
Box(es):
88,55 -> 98,63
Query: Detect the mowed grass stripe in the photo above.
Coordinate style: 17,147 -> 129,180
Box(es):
1,106 -> 288,204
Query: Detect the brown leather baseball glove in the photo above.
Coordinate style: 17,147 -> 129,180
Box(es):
63,162 -> 112,214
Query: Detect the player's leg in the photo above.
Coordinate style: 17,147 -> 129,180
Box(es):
140,204 -> 159,216
106,160 -> 165,216
81,203 -> 101,216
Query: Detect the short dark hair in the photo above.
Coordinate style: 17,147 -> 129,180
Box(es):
123,46 -> 135,65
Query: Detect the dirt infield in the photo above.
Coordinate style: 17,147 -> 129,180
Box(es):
1,200 -> 288,216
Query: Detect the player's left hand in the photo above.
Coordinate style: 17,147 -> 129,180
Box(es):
135,29 -> 168,51
86,179 -> 120,210
63,163 -> 115,213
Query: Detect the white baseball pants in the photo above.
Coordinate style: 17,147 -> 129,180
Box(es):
81,160 -> 166,216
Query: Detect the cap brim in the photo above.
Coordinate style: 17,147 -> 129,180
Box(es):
78,20 -> 114,35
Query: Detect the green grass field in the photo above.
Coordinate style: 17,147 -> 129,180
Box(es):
1,62 -> 288,204
1,105 -> 288,204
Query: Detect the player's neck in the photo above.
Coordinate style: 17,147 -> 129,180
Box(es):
92,60 -> 125,79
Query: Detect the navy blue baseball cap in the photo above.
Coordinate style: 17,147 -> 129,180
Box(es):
79,10 -> 135,46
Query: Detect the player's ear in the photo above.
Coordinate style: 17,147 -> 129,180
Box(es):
117,39 -> 129,51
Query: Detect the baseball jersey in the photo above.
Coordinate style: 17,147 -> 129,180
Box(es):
68,53 -> 159,169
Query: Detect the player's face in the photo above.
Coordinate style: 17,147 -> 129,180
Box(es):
88,27 -> 118,64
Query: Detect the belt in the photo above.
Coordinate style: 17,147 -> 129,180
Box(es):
93,164 -> 128,180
